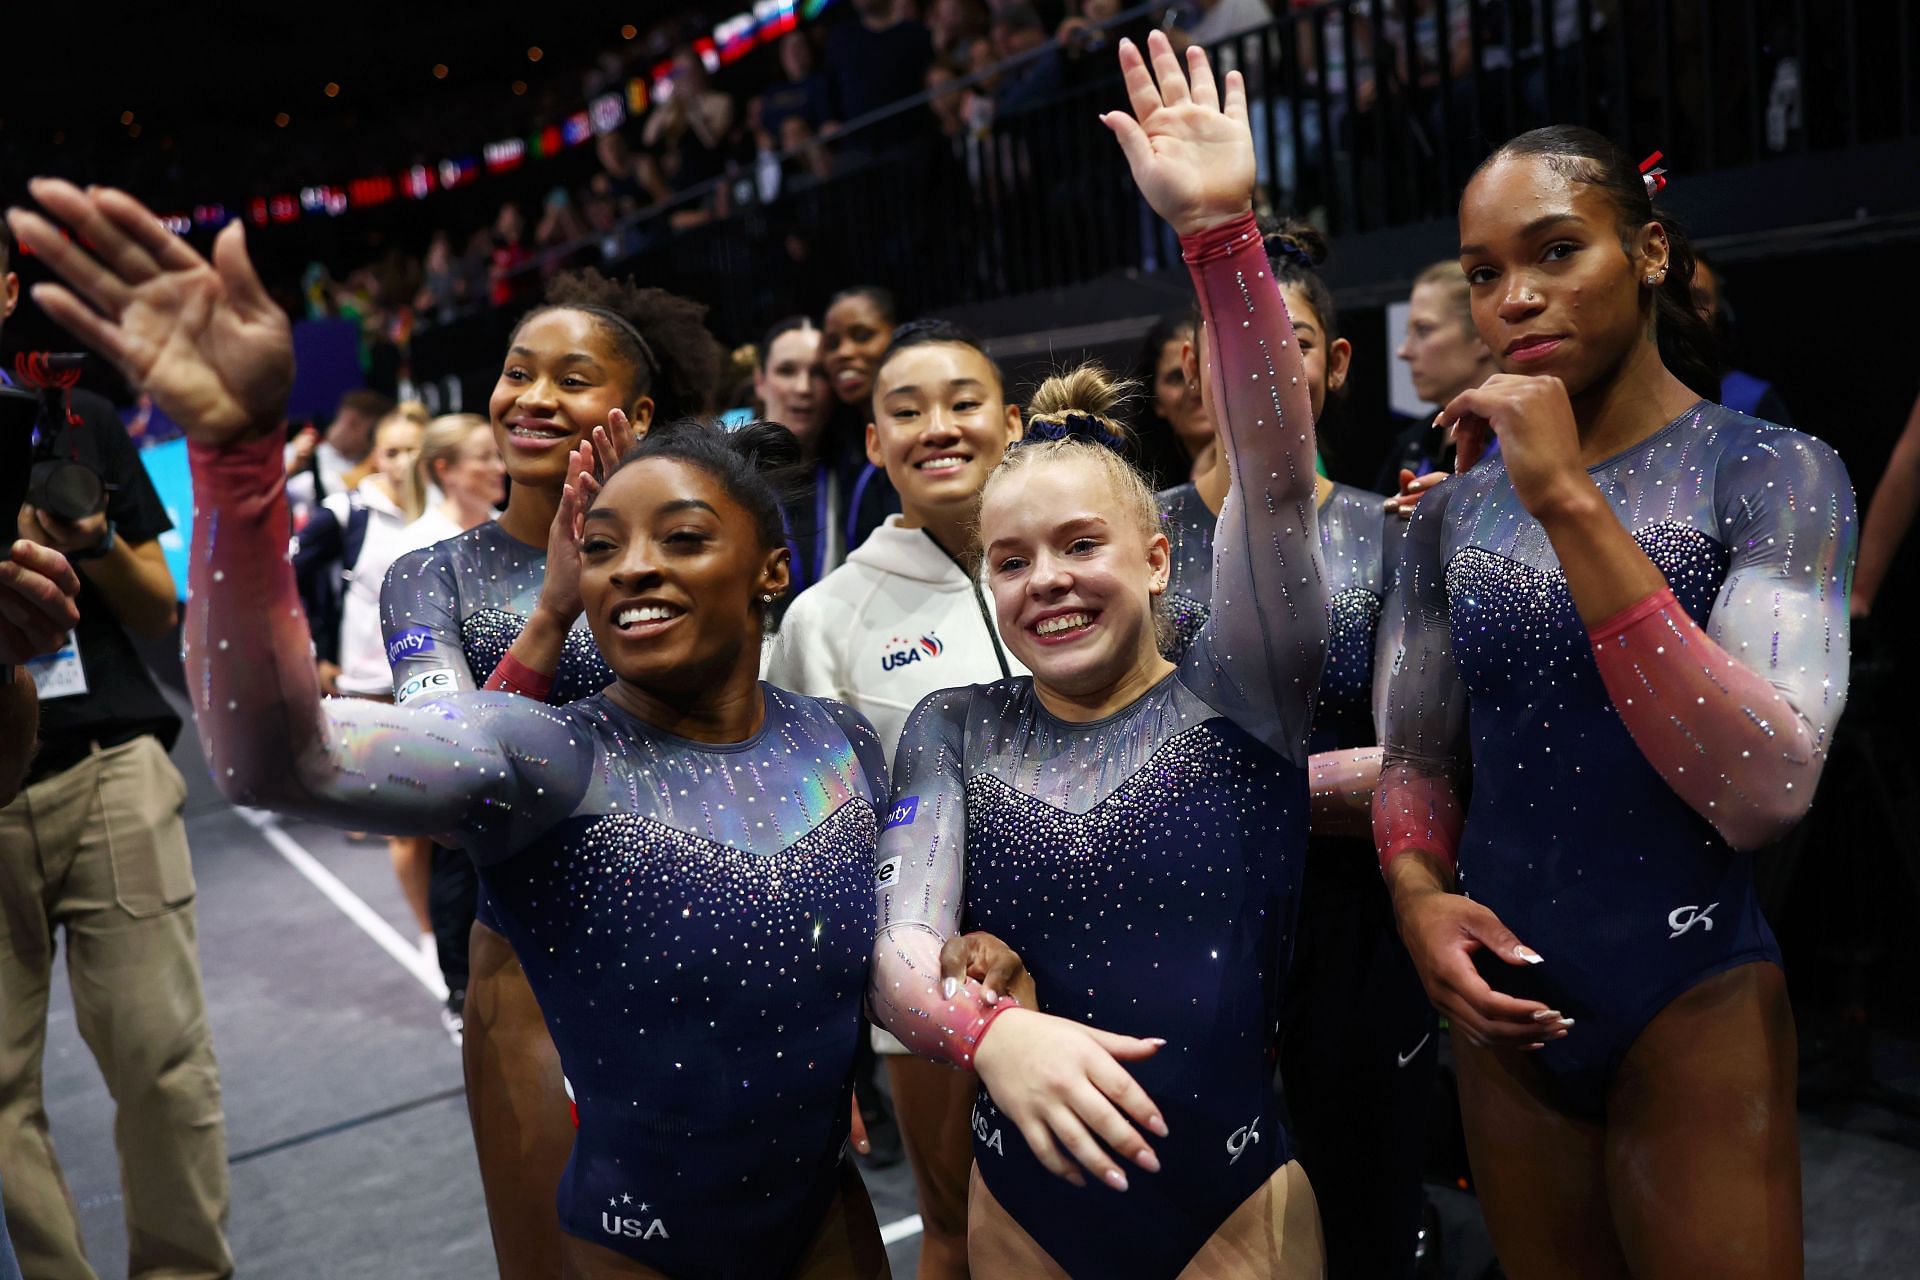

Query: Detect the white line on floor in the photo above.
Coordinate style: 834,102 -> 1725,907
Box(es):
236,807 -> 449,1002
879,1214 -> 923,1245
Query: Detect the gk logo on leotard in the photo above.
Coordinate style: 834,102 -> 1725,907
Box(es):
601,1195 -> 668,1240
1667,902 -> 1719,939
970,1103 -> 1004,1155
1226,1117 -> 1261,1165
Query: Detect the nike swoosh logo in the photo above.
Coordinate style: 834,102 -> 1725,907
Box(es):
1397,1032 -> 1431,1068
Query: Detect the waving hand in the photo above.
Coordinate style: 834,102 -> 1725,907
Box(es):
1100,31 -> 1255,236
7,179 -> 293,444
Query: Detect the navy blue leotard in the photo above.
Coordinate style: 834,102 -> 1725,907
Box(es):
871,212 -> 1329,1278
1164,472 -> 1437,1277
381,520 -> 616,932
1155,480 -> 1214,663
1377,402 -> 1854,1116
187,435 -> 888,1277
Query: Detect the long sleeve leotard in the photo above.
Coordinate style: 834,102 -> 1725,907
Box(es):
870,213 -> 1328,1278
188,434 -> 888,1277
1374,402 -> 1854,1116
381,522 -> 614,707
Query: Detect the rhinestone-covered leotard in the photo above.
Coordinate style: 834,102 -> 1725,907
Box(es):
1154,480 -> 1214,662
381,521 -> 614,707
1375,402 -> 1854,1116
186,435 -> 888,1276
871,212 -> 1329,1277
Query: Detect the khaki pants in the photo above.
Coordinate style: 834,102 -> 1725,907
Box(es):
0,735 -> 232,1279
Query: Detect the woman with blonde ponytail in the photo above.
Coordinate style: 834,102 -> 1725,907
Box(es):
869,33 -> 1330,1277
400,414 -> 506,548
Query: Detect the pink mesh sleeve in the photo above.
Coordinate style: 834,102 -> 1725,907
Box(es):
1178,211 -> 1329,764
868,689 -> 1017,1069
1309,746 -> 1382,837
1587,431 -> 1854,851
1371,484 -> 1468,877
1588,592 -> 1830,850
184,431 -> 580,845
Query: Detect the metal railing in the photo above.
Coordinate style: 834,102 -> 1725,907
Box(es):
411,0 -> 1918,391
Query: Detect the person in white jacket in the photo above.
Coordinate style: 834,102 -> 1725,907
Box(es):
765,318 -> 1026,1280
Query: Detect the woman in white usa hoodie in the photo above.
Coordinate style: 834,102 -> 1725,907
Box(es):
765,320 -> 1025,1280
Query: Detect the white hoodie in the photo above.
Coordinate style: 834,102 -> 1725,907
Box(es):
328,477 -> 418,697
766,515 -> 1026,760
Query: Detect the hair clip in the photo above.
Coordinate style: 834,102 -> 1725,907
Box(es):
1021,412 -> 1126,453
1639,150 -> 1668,198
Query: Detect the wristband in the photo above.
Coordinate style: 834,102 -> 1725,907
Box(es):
485,651 -> 555,701
951,991 -> 1022,1070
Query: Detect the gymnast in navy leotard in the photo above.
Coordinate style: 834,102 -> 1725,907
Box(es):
1374,128 -> 1853,1276
1153,223 -> 1439,1279
871,35 -> 1330,1278
9,183 -> 895,1279
379,271 -> 720,1277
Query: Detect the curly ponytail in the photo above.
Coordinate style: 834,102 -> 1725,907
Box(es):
516,270 -> 724,424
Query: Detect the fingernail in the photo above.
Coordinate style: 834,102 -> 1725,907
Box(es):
1135,1147 -> 1161,1173
856,1137 -> 871,1154
1520,1042 -> 1545,1051
1532,1009 -> 1562,1022
941,977 -> 958,1001
1557,1017 -> 1575,1028
1145,1037 -> 1167,1048
1104,1169 -> 1129,1192
1148,1113 -> 1169,1137
981,986 -> 998,1004
1515,946 -> 1543,964
1067,1172 -> 1086,1188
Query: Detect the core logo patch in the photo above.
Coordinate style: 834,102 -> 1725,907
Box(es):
396,669 -> 457,704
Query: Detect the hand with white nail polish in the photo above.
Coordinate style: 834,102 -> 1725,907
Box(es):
972,1008 -> 1168,1190
1386,854 -> 1561,1048
938,929 -> 1038,1009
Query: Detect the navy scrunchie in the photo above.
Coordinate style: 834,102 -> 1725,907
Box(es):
1019,412 -> 1126,453
1263,233 -> 1315,272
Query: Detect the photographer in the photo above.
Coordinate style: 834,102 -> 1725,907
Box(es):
0,231 -> 233,1279
0,540 -> 83,806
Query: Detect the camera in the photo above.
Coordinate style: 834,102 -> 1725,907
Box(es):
9,352 -> 110,523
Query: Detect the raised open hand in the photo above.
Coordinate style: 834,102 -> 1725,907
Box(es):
6,179 -> 293,446
1100,31 -> 1255,237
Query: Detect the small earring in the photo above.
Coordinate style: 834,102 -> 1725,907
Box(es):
761,593 -> 775,604
1644,272 -> 1664,286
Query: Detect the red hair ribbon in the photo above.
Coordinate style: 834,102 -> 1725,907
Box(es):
1639,150 -> 1668,197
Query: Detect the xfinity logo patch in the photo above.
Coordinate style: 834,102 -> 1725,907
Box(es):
883,797 -> 919,832
880,633 -> 945,673
386,626 -> 436,665
1667,902 -> 1719,939
396,669 -> 457,704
